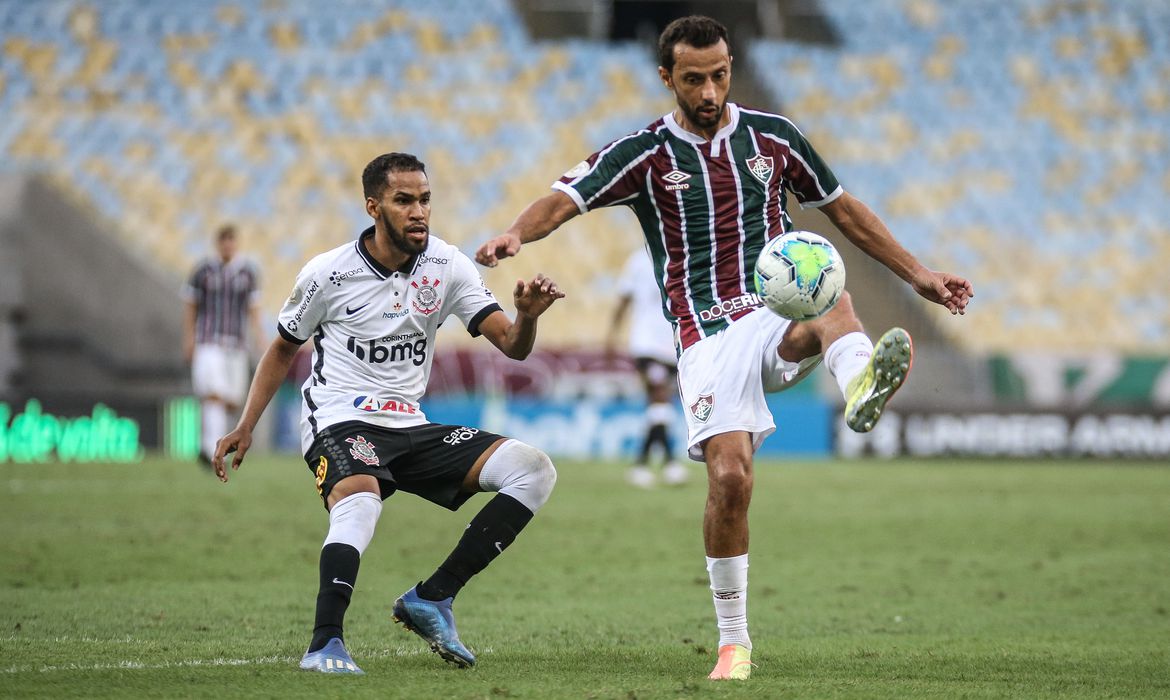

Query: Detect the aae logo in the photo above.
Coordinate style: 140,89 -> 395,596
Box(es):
352,396 -> 419,414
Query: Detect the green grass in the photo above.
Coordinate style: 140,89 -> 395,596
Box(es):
1,455 -> 1168,698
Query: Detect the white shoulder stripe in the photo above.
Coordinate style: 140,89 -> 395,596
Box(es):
756,132 -> 831,201
567,128 -> 656,188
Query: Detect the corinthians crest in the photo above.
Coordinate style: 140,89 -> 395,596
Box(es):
411,276 -> 442,315
745,154 -> 774,184
345,435 -> 380,466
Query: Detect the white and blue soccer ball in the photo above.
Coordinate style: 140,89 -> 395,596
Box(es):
754,231 -> 846,321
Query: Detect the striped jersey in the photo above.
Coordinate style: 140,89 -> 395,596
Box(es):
276,228 -> 501,455
554,103 -> 842,351
183,256 -> 260,347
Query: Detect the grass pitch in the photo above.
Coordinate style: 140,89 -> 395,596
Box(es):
1,454 -> 1168,699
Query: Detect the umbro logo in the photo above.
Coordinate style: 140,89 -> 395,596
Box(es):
663,169 -> 691,191
346,302 -> 371,315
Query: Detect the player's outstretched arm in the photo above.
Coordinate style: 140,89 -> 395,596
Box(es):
475,191 -> 580,267
213,335 -> 300,482
477,273 -> 566,360
821,191 -> 974,315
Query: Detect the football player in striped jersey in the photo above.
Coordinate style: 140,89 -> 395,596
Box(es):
477,15 -> 972,680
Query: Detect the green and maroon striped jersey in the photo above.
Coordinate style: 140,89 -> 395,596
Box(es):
554,103 -> 842,351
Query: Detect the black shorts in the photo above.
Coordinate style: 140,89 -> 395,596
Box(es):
305,421 -> 504,511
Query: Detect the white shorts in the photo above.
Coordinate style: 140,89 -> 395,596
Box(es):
192,344 -> 250,405
677,308 -> 822,461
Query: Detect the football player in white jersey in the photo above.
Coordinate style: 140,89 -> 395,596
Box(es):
212,153 -> 565,674
607,246 -> 687,488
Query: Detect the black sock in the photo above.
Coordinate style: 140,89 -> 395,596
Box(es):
417,494 -> 534,602
308,543 -> 360,653
648,423 -> 671,460
638,426 -> 655,463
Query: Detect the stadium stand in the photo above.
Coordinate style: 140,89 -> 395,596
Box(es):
750,0 -> 1170,352
0,0 -> 670,345
3,0 -> 1165,352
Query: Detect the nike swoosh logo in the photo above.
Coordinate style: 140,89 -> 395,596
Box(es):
494,541 -> 504,554
346,303 -> 371,315
332,578 -> 354,590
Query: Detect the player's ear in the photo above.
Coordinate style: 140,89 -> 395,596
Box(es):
658,65 -> 672,89
365,197 -> 379,219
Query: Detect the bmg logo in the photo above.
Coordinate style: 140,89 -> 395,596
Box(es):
346,336 -> 427,366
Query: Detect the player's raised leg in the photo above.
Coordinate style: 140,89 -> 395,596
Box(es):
702,431 -> 755,680
779,291 -> 913,432
393,438 -> 556,668
300,475 -> 383,674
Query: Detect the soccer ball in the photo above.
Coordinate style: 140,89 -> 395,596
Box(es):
754,231 -> 846,321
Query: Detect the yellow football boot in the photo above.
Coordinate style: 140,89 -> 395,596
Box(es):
844,327 -> 913,433
708,644 -> 753,680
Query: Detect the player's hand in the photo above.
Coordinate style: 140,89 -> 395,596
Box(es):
911,269 -> 974,315
513,273 -> 565,318
476,233 -> 522,267
212,426 -> 253,483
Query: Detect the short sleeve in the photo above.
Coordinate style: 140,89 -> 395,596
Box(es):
276,264 -> 326,344
781,124 -> 842,208
553,132 -> 657,214
442,252 -> 501,337
182,263 -> 204,303
246,261 -> 262,306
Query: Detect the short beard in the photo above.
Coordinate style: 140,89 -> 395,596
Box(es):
381,210 -> 427,256
681,99 -> 724,129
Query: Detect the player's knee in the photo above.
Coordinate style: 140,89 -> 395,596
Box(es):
323,491 -> 382,556
710,466 -> 752,500
479,440 -> 557,514
706,454 -> 753,506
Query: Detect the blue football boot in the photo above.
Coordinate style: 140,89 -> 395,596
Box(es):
298,637 -> 364,674
392,585 -> 476,668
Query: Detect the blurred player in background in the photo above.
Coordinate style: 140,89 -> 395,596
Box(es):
213,153 -> 563,674
478,15 -> 972,680
606,246 -> 687,488
183,224 -> 261,466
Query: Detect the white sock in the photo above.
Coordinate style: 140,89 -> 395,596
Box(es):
323,492 -> 383,555
706,554 -> 751,649
825,332 -> 873,397
477,439 -> 557,513
201,401 -> 227,457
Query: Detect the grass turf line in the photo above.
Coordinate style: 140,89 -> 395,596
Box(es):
1,455 -> 1168,698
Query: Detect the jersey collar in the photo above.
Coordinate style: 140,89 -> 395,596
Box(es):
355,226 -> 422,279
664,102 -> 740,157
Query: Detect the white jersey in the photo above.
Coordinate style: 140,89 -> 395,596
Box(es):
277,228 -> 501,454
618,249 -> 677,365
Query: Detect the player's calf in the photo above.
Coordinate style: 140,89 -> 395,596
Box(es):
400,441 -> 556,664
